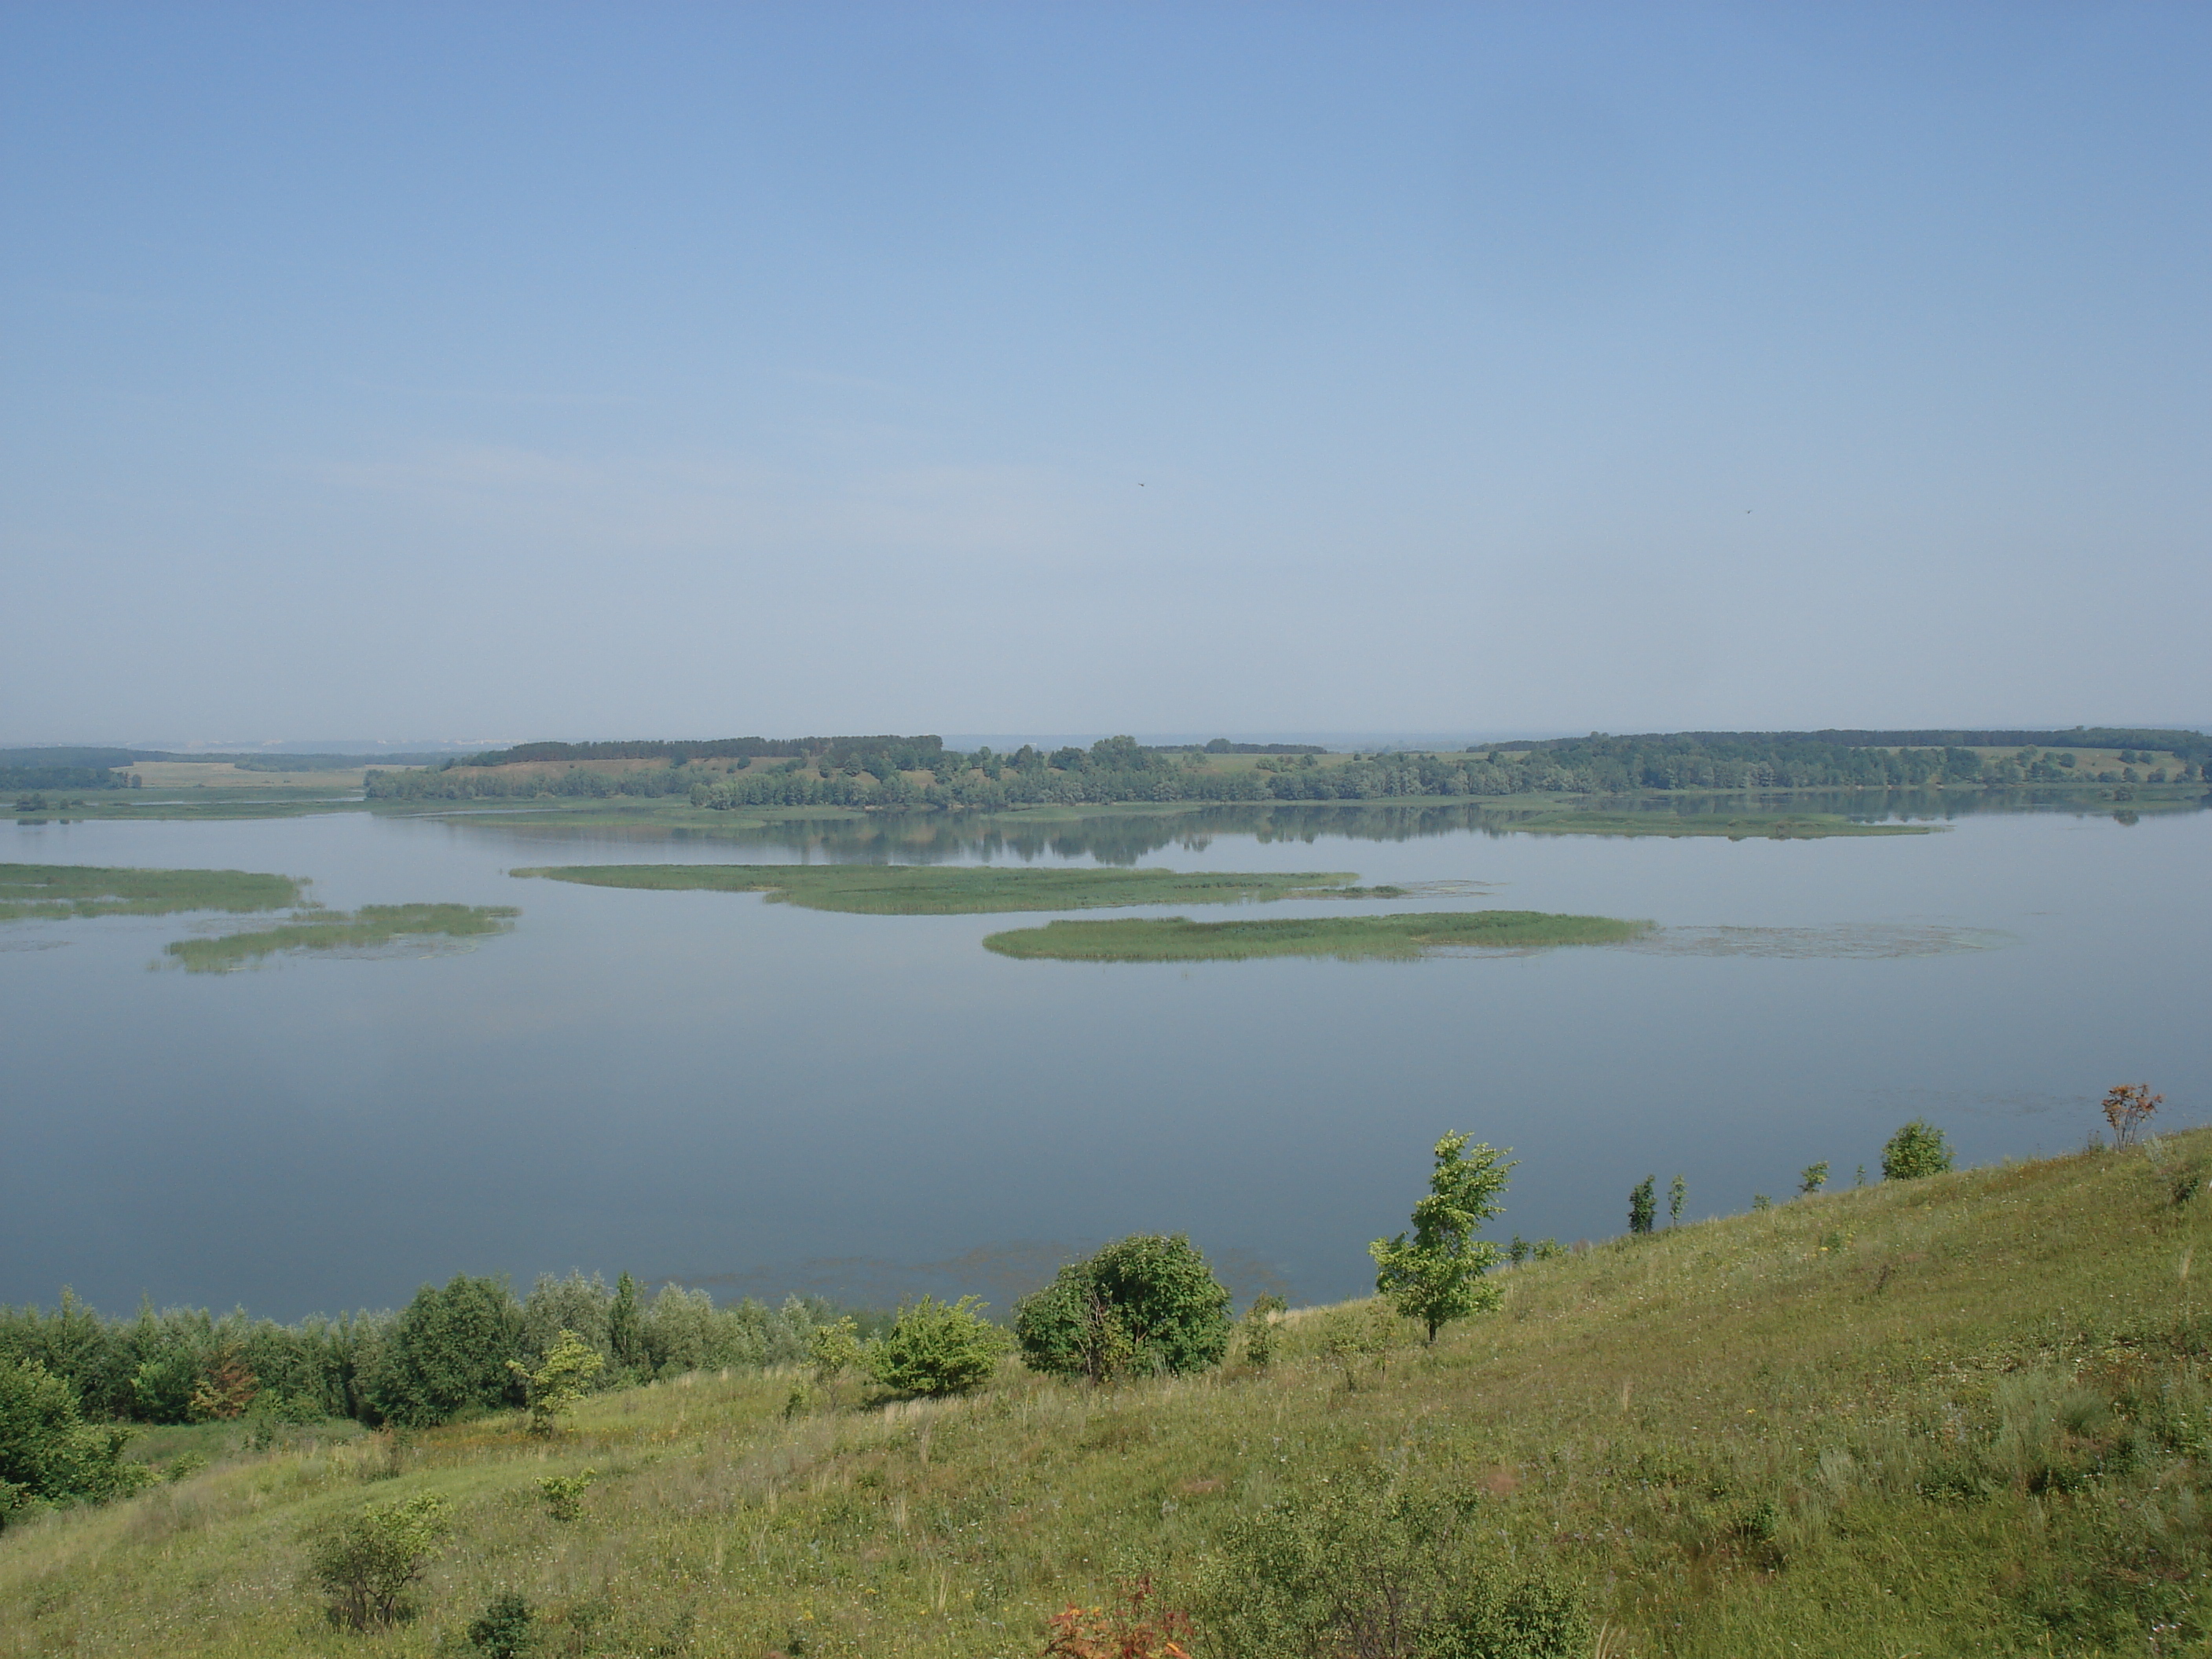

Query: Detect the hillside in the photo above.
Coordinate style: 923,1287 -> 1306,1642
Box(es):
8,1135 -> 2212,1656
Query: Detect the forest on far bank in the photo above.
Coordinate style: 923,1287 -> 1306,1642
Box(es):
361,727 -> 2210,810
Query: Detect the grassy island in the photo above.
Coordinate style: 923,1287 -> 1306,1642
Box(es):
0,863 -> 306,921
510,863 -> 1392,915
982,909 -> 1650,961
162,904 -> 521,973
1504,810 -> 1936,839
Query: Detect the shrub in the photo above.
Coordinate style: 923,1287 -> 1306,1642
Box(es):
2103,1083 -> 2162,1148
0,1357 -> 150,1523
466,1591 -> 537,1657
303,1491 -> 452,1629
1881,1120 -> 1954,1181
1016,1236 -> 1232,1381
539,1469 -> 595,1521
361,1276 -> 523,1426
866,1296 -> 1008,1397
1239,1294 -> 1286,1370
1044,1576 -> 1194,1657
1799,1161 -> 1829,1196
1192,1473 -> 1587,1658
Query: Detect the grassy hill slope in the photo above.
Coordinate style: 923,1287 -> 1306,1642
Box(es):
9,1135 -> 2212,1657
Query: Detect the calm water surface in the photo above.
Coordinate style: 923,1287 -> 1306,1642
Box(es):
4,799 -> 2206,1318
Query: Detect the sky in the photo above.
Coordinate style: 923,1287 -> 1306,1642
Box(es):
3,2 -> 2207,747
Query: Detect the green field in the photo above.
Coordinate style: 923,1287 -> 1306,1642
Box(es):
9,1134 -> 2212,1656
161,904 -> 521,973
982,909 -> 1650,961
511,862 -> 1393,914
0,863 -> 306,921
1503,810 -> 1937,839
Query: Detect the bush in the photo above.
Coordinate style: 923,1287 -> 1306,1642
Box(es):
466,1591 -> 537,1657
303,1491 -> 451,1629
361,1276 -> 524,1426
0,1357 -> 149,1524
539,1469 -> 595,1521
866,1296 -> 1008,1397
1193,1472 -> 1587,1658
1015,1236 -> 1232,1381
1881,1120 -> 1954,1181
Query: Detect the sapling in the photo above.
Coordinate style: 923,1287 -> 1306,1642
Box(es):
1628,1176 -> 1657,1236
1668,1174 -> 1686,1227
1799,1161 -> 1829,1196
1752,1194 -> 1773,1212
1368,1133 -> 1514,1344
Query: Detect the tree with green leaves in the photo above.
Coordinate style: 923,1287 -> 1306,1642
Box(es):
303,1492 -> 451,1630
1668,1174 -> 1686,1227
1368,1133 -> 1514,1344
1799,1161 -> 1830,1196
607,1273 -> 646,1380
505,1329 -> 603,1435
1628,1176 -> 1657,1236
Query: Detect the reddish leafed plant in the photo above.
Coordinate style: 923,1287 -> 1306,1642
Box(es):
1042,1577 -> 1193,1659
189,1349 -> 259,1420
2104,1083 -> 2163,1148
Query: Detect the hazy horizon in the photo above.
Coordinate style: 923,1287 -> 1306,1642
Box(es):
5,4 -> 2207,738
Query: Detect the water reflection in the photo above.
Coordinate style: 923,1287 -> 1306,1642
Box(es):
452,789 -> 2208,866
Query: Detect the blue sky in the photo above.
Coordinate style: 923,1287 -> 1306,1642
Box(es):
4,2 -> 2207,745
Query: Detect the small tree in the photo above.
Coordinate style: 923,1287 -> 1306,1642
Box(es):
304,1492 -> 452,1630
1368,1133 -> 1514,1344
866,1296 -> 1008,1397
1798,1161 -> 1829,1196
2103,1083 -> 2163,1148
1667,1174 -> 1686,1227
1881,1120 -> 1954,1181
506,1329 -> 603,1436
1628,1176 -> 1657,1236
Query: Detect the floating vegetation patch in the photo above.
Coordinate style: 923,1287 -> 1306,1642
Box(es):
511,863 -> 1392,915
1623,924 -> 2012,960
0,863 -> 306,922
1505,811 -> 1936,839
161,904 -> 520,973
982,910 -> 1652,962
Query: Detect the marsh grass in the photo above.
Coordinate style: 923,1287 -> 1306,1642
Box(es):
1507,811 -> 1936,839
161,904 -> 520,973
981,910 -> 1651,961
13,1141 -> 2212,1656
511,863 -> 1386,915
0,863 -> 306,922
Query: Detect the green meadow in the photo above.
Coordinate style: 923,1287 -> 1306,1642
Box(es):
511,863 -> 1394,914
981,910 -> 1650,961
0,863 -> 306,922
9,1136 -> 2212,1656
162,904 -> 521,974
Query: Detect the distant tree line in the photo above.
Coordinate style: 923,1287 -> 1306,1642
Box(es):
361,728 -> 2210,809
